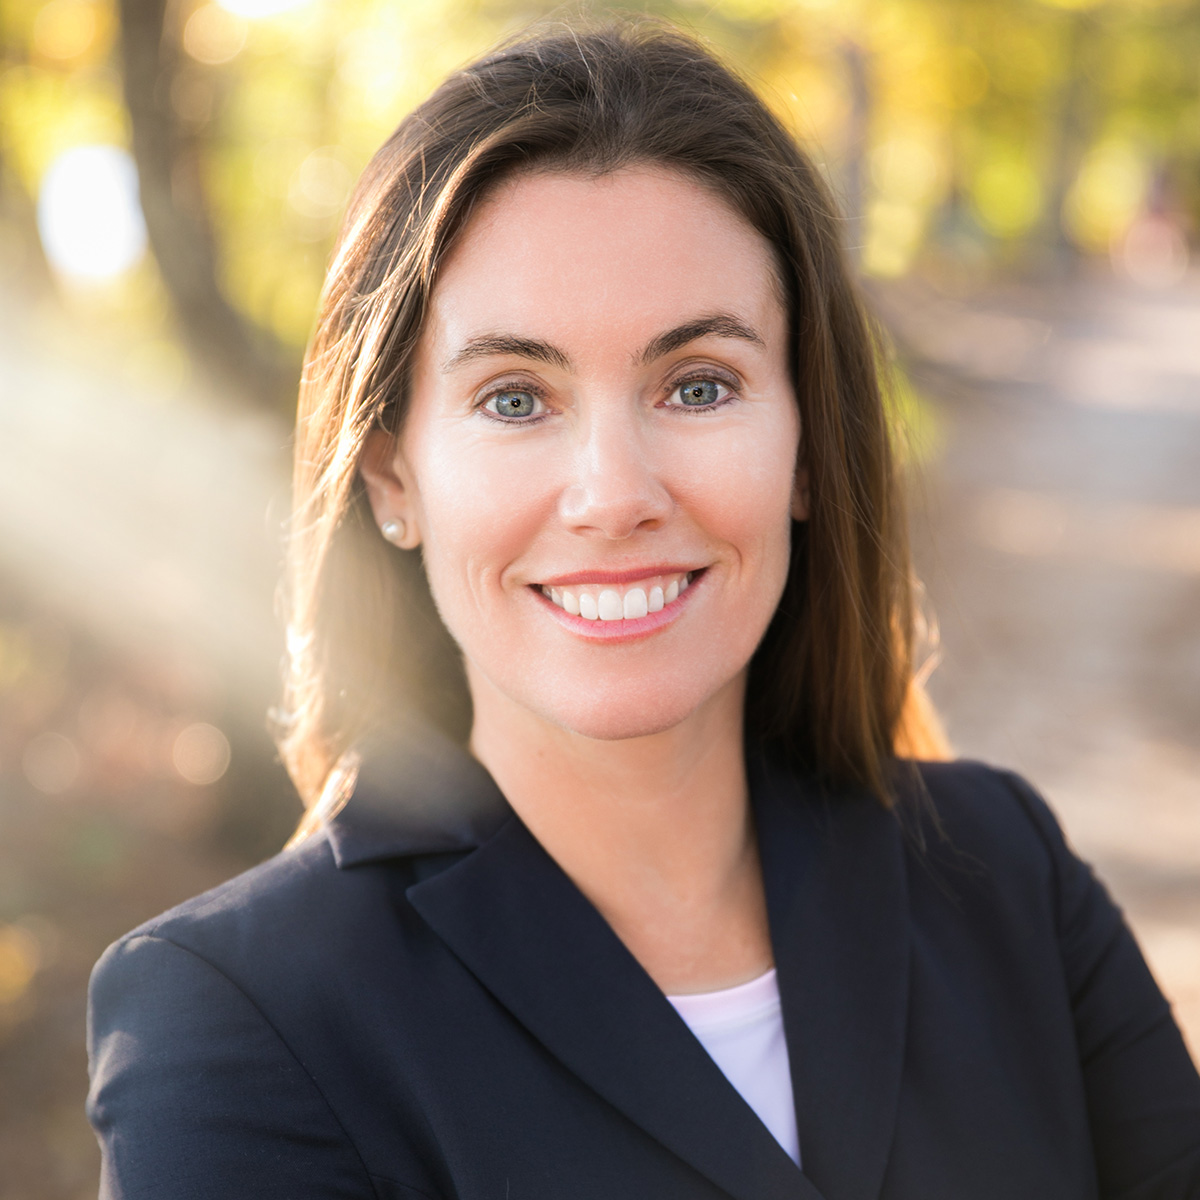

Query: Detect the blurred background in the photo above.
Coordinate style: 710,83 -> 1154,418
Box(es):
0,0 -> 1197,1193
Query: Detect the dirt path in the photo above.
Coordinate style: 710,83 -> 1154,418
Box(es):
883,269 -> 1200,1056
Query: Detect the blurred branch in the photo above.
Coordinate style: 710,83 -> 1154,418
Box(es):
838,38 -> 871,266
117,0 -> 298,412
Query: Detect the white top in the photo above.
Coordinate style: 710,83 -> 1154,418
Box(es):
666,967 -> 801,1166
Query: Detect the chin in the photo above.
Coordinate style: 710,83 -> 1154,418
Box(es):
553,706 -> 689,743
522,670 -> 727,743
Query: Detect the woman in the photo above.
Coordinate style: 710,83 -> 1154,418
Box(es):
87,21 -> 1200,1200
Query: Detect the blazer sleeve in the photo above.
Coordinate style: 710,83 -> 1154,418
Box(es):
1006,774 -> 1200,1200
87,933 -> 418,1200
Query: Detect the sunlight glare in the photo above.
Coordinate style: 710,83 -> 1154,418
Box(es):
217,0 -> 311,17
37,145 -> 147,281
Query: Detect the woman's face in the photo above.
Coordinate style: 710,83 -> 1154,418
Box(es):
363,165 -> 804,742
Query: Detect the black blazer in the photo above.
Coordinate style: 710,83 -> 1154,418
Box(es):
87,732 -> 1200,1200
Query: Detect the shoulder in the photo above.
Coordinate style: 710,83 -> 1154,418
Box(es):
892,758 -> 1134,966
901,756 -> 1074,867
88,834 -> 344,1066
102,832 -> 361,978
122,830 -> 342,940
908,756 -> 1054,827
85,833 -> 445,1198
91,828 -> 465,1023
891,758 -> 1099,926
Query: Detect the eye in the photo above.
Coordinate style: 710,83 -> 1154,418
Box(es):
482,388 -> 545,421
667,377 -> 732,410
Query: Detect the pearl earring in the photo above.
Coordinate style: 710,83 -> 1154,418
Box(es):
381,519 -> 407,546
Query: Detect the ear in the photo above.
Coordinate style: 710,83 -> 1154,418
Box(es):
358,428 -> 422,549
791,460 -> 810,522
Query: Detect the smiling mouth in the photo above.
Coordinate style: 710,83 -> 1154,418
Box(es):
538,571 -> 698,622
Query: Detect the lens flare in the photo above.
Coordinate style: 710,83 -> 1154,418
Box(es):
36,145 -> 147,281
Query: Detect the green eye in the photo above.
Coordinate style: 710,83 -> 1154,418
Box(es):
676,379 -> 721,406
488,389 -> 539,419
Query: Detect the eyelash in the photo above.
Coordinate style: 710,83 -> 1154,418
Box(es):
474,369 -> 742,424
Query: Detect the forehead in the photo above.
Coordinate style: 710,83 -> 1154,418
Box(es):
424,166 -> 785,357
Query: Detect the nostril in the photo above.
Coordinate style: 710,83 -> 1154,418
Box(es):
557,471 -> 672,537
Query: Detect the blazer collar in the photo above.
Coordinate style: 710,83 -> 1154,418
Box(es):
407,806 -> 815,1200
324,719 -> 511,868
326,733 -> 909,1200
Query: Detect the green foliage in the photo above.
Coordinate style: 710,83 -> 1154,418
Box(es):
3,0 -> 1198,359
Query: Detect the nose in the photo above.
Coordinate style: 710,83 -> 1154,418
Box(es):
557,407 -> 672,539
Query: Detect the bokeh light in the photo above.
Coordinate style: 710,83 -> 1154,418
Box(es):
971,154 -> 1043,238
288,148 -> 353,222
218,0 -> 313,16
36,145 -> 147,282
1063,140 -> 1148,252
22,731 -> 81,796
0,925 -> 40,1006
1117,215 -> 1190,289
183,4 -> 248,65
172,723 -> 232,786
32,0 -> 101,63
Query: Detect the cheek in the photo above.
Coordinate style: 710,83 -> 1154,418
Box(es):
407,430 -> 554,615
669,409 -> 799,568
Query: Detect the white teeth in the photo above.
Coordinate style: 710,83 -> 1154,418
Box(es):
542,571 -> 698,619
598,590 -> 623,621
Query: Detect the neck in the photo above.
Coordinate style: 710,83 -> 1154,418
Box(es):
468,670 -> 773,993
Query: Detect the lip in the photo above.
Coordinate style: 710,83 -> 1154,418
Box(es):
534,564 -> 705,588
530,569 -> 705,642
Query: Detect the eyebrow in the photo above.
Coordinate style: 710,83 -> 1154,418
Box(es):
441,312 -> 764,374
443,335 -> 570,373
636,314 -> 765,364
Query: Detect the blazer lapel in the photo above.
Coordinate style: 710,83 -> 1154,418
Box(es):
753,759 -> 911,1200
407,814 -> 821,1200
324,717 -> 512,866
332,729 -> 906,1200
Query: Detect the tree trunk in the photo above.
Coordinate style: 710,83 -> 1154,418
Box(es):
117,0 -> 297,411
1035,10 -> 1092,280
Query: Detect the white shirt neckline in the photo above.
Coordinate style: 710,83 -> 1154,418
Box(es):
665,966 -> 801,1167
666,965 -> 784,1029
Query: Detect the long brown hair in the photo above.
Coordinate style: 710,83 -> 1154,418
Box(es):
279,19 -> 948,840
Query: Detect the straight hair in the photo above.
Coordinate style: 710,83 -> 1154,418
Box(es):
279,19 -> 948,841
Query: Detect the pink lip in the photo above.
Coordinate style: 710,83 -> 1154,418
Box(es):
530,570 -> 704,642
536,564 -> 703,587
